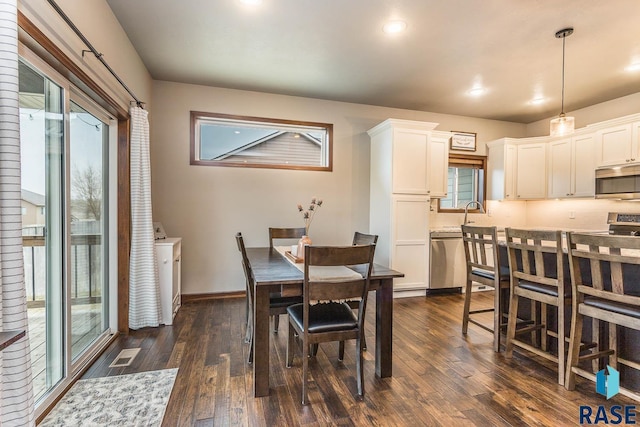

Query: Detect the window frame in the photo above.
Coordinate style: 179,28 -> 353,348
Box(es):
190,111 -> 333,171
437,153 -> 487,213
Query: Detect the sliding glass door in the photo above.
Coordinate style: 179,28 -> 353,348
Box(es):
19,55 -> 113,403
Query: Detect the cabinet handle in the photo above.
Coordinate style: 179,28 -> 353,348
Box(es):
506,194 -> 510,197
627,159 -> 631,162
163,259 -> 168,264
632,158 -> 636,161
566,193 -> 570,196
427,190 -> 431,194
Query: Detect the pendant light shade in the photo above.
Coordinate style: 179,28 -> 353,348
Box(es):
550,27 -> 574,137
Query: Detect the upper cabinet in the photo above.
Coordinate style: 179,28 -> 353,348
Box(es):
487,138 -> 546,200
595,124 -> 635,167
368,119 -> 451,197
548,133 -> 595,198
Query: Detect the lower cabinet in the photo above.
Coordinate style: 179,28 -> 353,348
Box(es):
155,237 -> 182,325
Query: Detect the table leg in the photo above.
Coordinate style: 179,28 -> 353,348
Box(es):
253,285 -> 270,396
375,278 -> 393,378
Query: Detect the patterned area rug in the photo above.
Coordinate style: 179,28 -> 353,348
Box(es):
41,369 -> 178,426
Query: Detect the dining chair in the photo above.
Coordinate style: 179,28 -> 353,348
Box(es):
286,244 -> 375,404
268,227 -> 306,332
269,227 -> 306,249
460,225 -> 510,352
565,232 -> 640,400
235,232 -> 302,364
504,228 -> 570,385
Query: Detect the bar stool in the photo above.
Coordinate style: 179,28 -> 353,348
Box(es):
504,228 -> 569,385
461,225 -> 510,352
565,232 -> 640,401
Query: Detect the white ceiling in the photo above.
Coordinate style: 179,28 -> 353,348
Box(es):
106,0 -> 640,124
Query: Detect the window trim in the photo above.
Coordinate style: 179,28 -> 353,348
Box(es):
437,153 -> 487,213
190,111 -> 333,171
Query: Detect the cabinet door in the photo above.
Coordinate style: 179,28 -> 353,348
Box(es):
504,144 -> 517,200
392,129 -> 428,194
426,134 -> 449,197
596,124 -> 633,167
572,134 -> 595,197
547,138 -> 572,198
390,195 -> 429,291
516,143 -> 546,199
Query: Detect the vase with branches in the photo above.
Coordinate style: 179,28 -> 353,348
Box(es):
295,197 -> 322,260
297,197 -> 323,235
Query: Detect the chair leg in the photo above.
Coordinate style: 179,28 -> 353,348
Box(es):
592,318 -> 601,373
356,335 -> 364,397
609,324 -> 618,370
286,322 -> 295,368
462,279 -> 473,335
557,302 -> 565,386
302,335 -> 309,405
541,303 -> 548,352
493,283 -> 501,352
273,314 -> 280,333
505,291 -> 520,358
338,341 -> 345,361
247,327 -> 254,365
311,343 -> 319,357
565,304 -> 584,390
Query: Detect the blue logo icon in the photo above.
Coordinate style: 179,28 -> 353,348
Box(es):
596,365 -> 620,399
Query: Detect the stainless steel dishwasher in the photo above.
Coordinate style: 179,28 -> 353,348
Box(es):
428,230 -> 465,294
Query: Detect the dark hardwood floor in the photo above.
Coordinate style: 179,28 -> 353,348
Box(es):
83,291 -> 636,426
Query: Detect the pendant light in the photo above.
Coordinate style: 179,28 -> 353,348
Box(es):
549,27 -> 575,137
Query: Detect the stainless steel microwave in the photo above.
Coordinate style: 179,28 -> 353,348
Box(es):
595,164 -> 640,199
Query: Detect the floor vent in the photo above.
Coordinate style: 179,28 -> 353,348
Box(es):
109,348 -> 141,368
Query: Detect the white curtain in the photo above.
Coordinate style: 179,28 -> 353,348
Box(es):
129,106 -> 161,329
0,0 -> 35,424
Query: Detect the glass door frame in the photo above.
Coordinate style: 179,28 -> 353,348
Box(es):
19,43 -> 117,416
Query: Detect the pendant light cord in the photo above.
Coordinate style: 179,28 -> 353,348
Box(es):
561,35 -> 566,115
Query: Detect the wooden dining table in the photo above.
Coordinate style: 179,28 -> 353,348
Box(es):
245,247 -> 404,397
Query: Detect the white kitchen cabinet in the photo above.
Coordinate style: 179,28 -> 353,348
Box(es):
155,237 -> 182,325
368,119 -> 451,197
368,119 -> 450,296
515,143 -> 546,199
488,138 -> 546,200
595,123 -> 635,167
427,133 -> 450,198
548,134 -> 595,198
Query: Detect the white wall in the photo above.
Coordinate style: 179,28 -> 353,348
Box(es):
150,80 -> 526,295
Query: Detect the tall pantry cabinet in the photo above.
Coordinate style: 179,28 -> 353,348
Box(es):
368,119 -> 451,297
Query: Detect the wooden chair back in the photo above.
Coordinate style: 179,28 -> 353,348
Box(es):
303,245 -> 375,323
352,231 -> 378,246
235,232 -> 254,299
269,227 -> 306,248
566,232 -> 640,330
505,228 -> 564,291
461,225 -> 500,277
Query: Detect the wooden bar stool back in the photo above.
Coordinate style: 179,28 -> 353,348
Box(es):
565,232 -> 640,401
504,228 -> 569,385
461,225 -> 510,352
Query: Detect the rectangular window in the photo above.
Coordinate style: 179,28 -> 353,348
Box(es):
190,111 -> 333,171
438,154 -> 486,212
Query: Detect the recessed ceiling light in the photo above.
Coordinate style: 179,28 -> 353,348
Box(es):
529,97 -> 546,105
467,87 -> 486,97
239,0 -> 262,5
383,20 -> 407,34
625,62 -> 640,72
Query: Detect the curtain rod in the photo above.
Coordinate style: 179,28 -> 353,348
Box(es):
47,0 -> 145,109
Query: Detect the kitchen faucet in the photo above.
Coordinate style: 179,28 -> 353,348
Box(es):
463,200 -> 486,225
